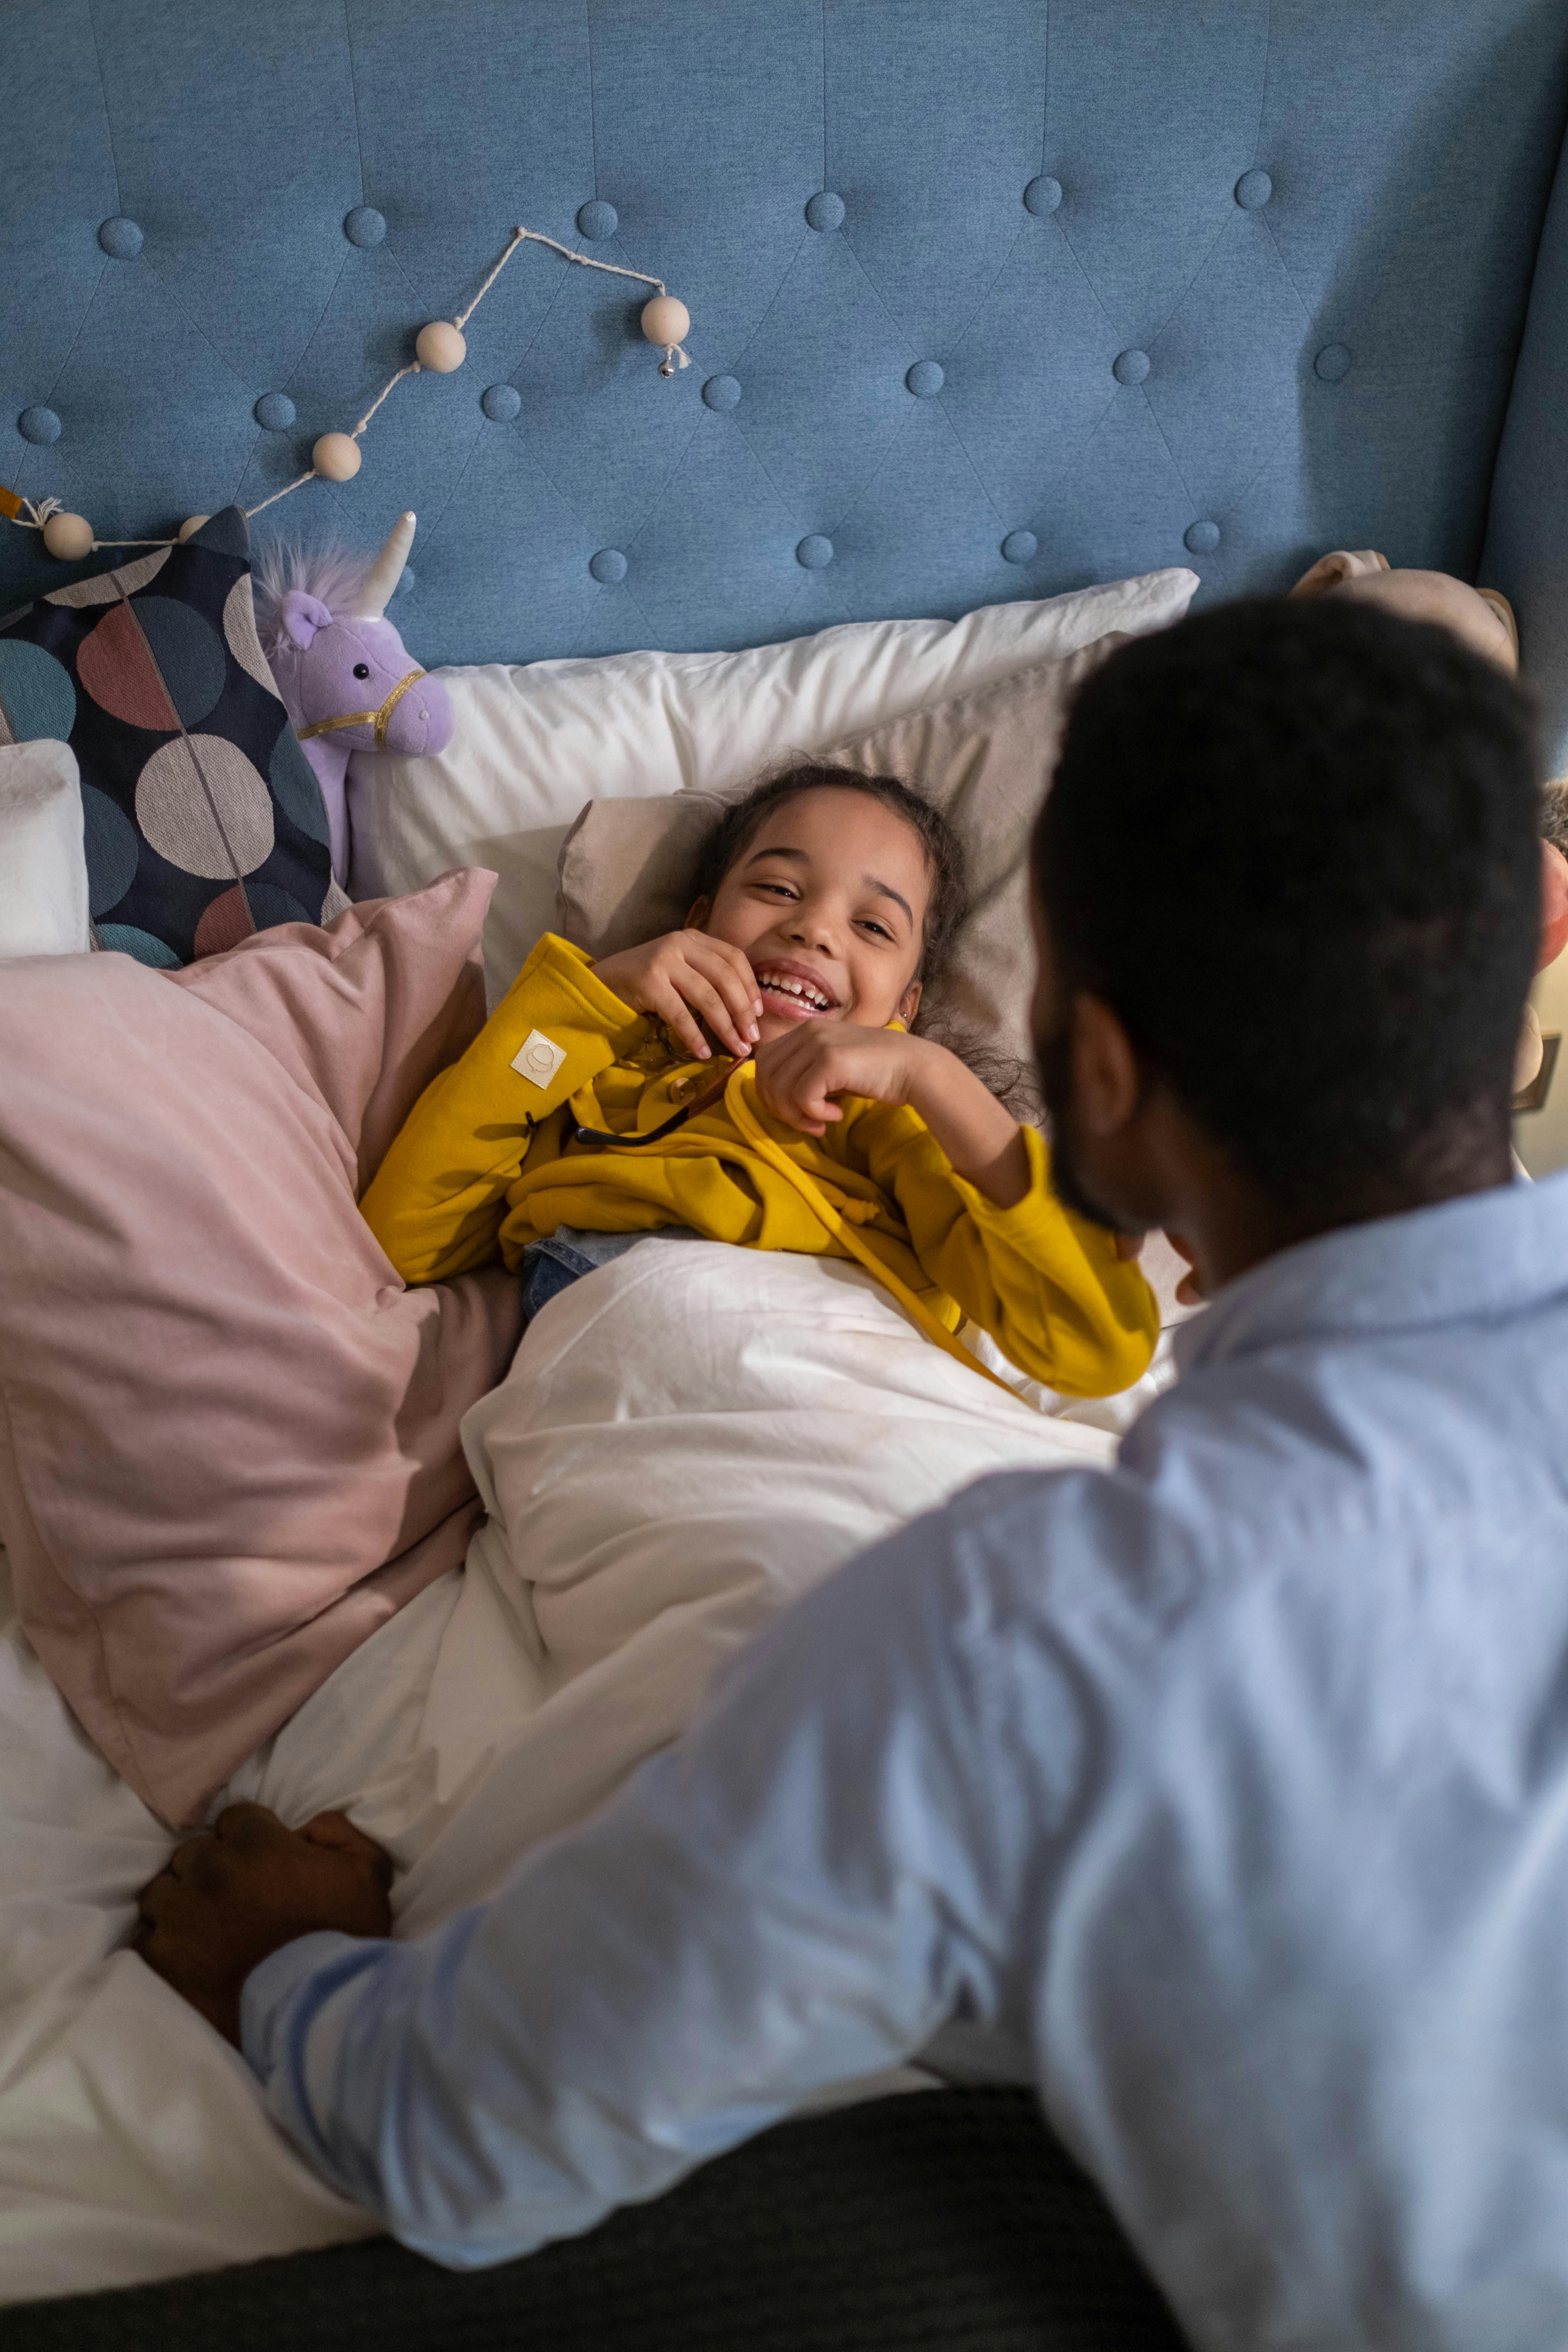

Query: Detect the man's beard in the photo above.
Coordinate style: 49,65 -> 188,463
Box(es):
1034,1023 -> 1136,1235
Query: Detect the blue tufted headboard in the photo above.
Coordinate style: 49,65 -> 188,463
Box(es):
6,0 -> 1568,730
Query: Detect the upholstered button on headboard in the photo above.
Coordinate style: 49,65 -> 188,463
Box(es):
5,0 -> 1568,692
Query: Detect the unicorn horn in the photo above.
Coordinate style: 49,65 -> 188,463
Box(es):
354,510 -> 417,619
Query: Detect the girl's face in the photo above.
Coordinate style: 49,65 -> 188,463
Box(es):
690,788 -> 931,1045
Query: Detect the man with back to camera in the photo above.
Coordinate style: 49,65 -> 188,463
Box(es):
136,598 -> 1568,2350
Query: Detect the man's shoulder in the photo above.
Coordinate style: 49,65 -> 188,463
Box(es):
937,1459 -> 1211,1645
906,1348 -> 1441,1664
804,1462 -> 1210,1704
817,1298 -> 1554,1700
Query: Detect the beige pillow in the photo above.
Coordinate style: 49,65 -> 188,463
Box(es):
556,637 -> 1121,1073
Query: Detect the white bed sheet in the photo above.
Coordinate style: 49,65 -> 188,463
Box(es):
0,1240 -> 1183,2306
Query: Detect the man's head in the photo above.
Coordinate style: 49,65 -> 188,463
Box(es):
1031,599 -> 1542,1288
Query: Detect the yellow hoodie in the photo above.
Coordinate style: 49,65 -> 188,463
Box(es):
360,934 -> 1159,1399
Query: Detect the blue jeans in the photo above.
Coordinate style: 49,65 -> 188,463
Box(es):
518,1236 -> 600,1327
519,1227 -> 707,1328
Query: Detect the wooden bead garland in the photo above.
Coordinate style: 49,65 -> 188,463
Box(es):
311,433 -> 363,482
414,321 -> 467,372
640,295 -> 692,376
40,510 -> 94,559
6,220 -> 692,559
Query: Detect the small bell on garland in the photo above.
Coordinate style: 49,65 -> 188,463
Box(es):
3,221 -> 695,566
641,295 -> 691,378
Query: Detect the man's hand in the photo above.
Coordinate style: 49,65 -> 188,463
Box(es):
593,930 -> 763,1063
134,1802 -> 394,2047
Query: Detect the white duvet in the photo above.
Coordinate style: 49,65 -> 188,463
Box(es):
0,1241 -> 1177,2305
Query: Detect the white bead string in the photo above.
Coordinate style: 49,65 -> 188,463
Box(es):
493,226 -> 691,372
4,222 -> 693,557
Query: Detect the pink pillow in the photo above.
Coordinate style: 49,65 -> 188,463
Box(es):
0,871 -> 522,1825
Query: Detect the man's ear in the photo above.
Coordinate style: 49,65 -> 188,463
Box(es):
684,895 -> 710,931
1288,548 -> 1390,598
896,978 -> 923,1028
1070,992 -> 1143,1135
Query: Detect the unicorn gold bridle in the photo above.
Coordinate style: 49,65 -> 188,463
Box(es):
295,666 -> 426,751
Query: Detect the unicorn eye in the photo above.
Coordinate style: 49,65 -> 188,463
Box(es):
352,663 -> 371,679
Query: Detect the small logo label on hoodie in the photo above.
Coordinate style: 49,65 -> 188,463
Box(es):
511,1030 -> 567,1088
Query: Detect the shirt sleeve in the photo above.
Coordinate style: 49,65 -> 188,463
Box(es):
241,1500 -> 1040,2269
358,934 -> 645,1285
857,1110 -> 1159,1397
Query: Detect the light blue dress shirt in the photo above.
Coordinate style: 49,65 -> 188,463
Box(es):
246,1173 -> 1568,2351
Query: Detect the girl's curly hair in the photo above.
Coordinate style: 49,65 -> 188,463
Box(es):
689,764 -> 1037,1116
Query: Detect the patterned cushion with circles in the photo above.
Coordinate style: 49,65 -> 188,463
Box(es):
0,506 -> 338,966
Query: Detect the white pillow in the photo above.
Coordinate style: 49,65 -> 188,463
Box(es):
348,570 -> 1197,1000
0,740 -> 89,958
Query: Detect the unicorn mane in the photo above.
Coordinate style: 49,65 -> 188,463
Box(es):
252,537 -> 374,662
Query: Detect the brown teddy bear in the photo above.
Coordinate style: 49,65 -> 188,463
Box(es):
1290,548 -> 1517,671
1292,550 -> 1567,1100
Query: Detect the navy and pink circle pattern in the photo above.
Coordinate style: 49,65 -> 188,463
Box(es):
0,507 -> 334,966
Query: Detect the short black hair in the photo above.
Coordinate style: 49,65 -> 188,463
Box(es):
1034,598 -> 1542,1223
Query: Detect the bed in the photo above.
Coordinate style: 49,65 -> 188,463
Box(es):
5,0 -> 1568,2336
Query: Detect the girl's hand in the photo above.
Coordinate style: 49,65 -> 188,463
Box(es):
753,1022 -> 924,1136
759,1026 -> 1031,1207
593,931 -> 763,1062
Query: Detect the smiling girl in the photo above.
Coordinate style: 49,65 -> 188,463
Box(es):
359,766 -> 1157,1395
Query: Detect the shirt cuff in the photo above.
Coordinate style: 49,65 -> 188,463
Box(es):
948,1125 -> 1159,1341
523,933 -> 646,1044
475,934 -> 649,1121
945,1125 -> 1100,1254
494,931 -> 647,1054
240,1929 -> 364,2089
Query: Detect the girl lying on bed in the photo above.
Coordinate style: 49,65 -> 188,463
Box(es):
360,766 -> 1158,1397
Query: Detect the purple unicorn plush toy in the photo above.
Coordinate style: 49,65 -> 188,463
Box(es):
255,512 -> 453,885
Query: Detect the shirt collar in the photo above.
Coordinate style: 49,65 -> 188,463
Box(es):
1173,1170 -> 1568,1375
